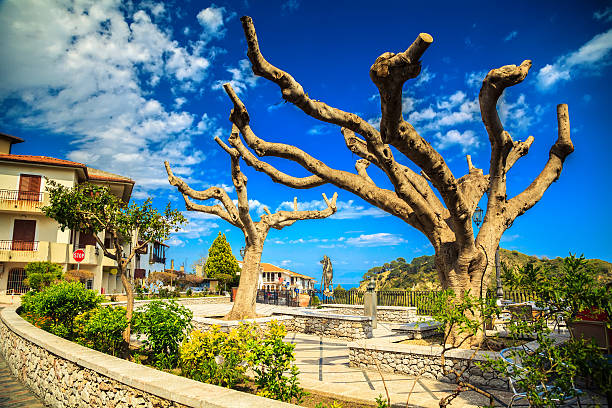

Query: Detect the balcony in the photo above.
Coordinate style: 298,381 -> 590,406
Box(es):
0,189 -> 49,213
0,240 -> 45,263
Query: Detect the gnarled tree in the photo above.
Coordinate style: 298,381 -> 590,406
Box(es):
165,133 -> 338,320
220,16 -> 573,344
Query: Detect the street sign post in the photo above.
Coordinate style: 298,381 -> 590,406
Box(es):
73,249 -> 85,272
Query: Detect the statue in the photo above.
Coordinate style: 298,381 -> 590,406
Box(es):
320,255 -> 333,295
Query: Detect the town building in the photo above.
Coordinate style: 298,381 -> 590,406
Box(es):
0,132 -> 164,295
237,261 -> 315,293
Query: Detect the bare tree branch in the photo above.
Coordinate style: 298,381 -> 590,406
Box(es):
355,159 -> 374,184
266,193 -> 338,229
506,136 -> 535,172
228,125 -> 326,189
223,83 -> 430,235
164,161 -> 241,225
505,104 -> 573,223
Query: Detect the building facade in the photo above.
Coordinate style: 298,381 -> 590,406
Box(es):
0,132 -> 151,295
238,261 -> 315,293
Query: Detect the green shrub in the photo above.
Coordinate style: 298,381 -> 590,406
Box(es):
179,323 -> 257,388
76,306 -> 128,356
247,321 -> 305,403
132,300 -> 193,369
21,281 -> 102,338
311,295 -> 320,307
23,261 -> 63,292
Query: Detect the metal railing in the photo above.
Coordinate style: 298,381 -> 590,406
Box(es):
0,189 -> 43,202
0,240 -> 39,251
313,289 -> 540,315
256,289 -> 299,307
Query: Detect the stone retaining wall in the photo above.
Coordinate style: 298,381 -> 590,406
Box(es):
277,310 -> 373,341
319,304 -> 418,323
0,307 -> 298,408
348,339 -> 506,389
105,295 -> 230,308
191,311 -> 372,341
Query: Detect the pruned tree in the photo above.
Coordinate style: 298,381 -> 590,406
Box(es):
165,133 -> 338,320
217,16 -> 573,344
43,181 -> 186,344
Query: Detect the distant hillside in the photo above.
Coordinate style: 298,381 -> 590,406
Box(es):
358,249 -> 612,291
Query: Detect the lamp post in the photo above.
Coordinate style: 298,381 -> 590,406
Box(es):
472,206 -> 504,302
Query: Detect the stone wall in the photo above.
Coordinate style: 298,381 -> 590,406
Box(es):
348,339 -> 507,389
277,310 -> 373,341
318,304 -> 418,323
0,307 -> 299,408
105,295 -> 230,308
191,311 -> 372,341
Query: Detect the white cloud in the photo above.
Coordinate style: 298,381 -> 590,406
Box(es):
282,0 -> 300,13
504,31 -> 518,42
275,199 -> 389,219
166,236 -> 185,247
232,199 -> 269,216
536,29 -> 612,91
498,93 -> 536,131
346,233 -> 407,247
196,5 -> 234,42
434,129 -> 479,153
175,212 -> 219,239
0,0 -> 212,193
307,124 -> 334,135
212,59 -> 259,94
594,7 -> 612,23
465,70 -> 487,88
415,66 -> 436,86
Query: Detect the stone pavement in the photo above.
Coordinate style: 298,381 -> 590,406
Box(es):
186,303 -> 518,407
0,352 -> 45,408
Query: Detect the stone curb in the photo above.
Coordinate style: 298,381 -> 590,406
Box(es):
0,306 -> 299,408
347,338 -> 500,361
323,304 -> 417,311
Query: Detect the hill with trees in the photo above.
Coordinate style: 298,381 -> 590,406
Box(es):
358,249 -> 612,290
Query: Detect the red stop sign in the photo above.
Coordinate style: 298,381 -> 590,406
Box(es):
73,249 -> 85,263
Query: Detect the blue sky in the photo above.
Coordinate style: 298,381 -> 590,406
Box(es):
1,0 -> 611,285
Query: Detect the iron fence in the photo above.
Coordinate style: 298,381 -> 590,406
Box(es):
309,288 -> 539,315
256,289 -> 299,307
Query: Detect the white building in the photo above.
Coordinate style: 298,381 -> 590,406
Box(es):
0,132 -> 163,295
237,261 -> 315,293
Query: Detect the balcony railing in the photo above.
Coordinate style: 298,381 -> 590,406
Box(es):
0,240 -> 39,251
0,189 -> 44,202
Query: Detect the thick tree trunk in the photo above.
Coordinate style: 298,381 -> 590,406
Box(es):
224,244 -> 263,320
120,271 -> 135,344
435,245 -> 488,348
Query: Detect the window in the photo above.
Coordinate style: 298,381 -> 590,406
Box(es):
12,219 -> 36,250
7,268 -> 27,294
86,279 -> 93,290
18,174 -> 41,201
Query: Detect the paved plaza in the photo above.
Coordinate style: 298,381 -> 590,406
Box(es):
186,302 -> 516,407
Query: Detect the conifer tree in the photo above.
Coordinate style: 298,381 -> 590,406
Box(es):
204,232 -> 239,290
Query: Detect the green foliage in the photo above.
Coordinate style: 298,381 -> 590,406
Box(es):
247,320 -> 305,403
132,300 -> 193,369
333,285 -> 346,297
204,232 -> 239,288
311,294 -> 320,306
21,281 -> 103,338
429,289 -> 498,348
374,394 -> 390,408
23,261 -> 63,292
483,255 -> 612,405
361,250 -> 612,290
76,306 -> 128,356
179,323 -> 257,388
315,402 -> 344,408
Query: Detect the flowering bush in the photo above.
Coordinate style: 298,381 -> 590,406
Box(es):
179,323 -> 257,388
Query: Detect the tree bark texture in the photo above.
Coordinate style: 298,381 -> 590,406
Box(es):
217,16 -> 574,345
165,134 -> 338,320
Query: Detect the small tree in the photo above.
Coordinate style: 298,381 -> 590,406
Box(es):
43,181 -> 186,344
205,232 -> 240,292
166,135 -> 338,320
23,261 -> 63,292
